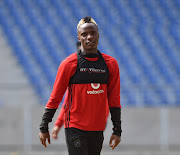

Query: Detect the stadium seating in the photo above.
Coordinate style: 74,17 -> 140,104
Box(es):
0,0 -> 179,106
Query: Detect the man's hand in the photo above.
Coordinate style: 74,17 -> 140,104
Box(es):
51,125 -> 61,140
109,134 -> 121,150
39,132 -> 51,148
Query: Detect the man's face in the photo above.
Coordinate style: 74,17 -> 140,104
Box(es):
77,23 -> 99,51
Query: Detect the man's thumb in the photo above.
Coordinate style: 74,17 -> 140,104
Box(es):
109,136 -> 113,146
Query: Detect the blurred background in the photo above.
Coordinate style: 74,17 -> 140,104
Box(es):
0,0 -> 180,155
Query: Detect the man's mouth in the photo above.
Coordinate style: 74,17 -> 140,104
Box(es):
87,42 -> 95,45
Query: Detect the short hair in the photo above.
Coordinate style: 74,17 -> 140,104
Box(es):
77,16 -> 98,30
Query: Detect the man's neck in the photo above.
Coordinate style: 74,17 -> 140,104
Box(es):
81,48 -> 97,54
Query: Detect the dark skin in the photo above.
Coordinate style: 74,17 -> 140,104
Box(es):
39,22 -> 121,149
77,23 -> 99,54
39,131 -> 50,148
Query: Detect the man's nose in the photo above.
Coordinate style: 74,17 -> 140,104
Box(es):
87,34 -> 93,39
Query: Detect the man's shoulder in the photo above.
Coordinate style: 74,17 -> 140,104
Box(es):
63,52 -> 78,64
101,53 -> 117,64
101,53 -> 119,73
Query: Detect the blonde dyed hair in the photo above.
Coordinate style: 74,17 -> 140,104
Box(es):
77,16 -> 98,29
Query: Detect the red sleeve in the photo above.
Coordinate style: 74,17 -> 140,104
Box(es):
54,91 -> 68,127
54,104 -> 65,127
46,53 -> 77,109
103,54 -> 121,108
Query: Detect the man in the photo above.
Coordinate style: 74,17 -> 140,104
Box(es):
51,41 -> 109,140
39,16 -> 122,155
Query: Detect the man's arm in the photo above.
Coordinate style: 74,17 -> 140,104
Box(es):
110,108 -> 122,137
109,108 -> 122,150
39,55 -> 77,147
39,108 -> 57,147
40,108 -> 57,133
54,91 -> 68,128
106,57 -> 122,150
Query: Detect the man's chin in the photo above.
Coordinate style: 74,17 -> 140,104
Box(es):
85,45 -> 97,49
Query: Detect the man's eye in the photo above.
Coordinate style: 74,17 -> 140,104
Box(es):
82,33 -> 87,37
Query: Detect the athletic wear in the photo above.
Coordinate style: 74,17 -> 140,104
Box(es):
54,90 -> 110,128
40,108 -> 56,133
55,91 -> 68,128
46,50 -> 121,131
65,128 -> 104,155
110,108 -> 122,136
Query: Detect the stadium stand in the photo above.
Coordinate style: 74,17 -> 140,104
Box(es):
0,0 -> 179,106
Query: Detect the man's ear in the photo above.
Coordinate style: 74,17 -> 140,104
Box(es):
77,35 -> 81,42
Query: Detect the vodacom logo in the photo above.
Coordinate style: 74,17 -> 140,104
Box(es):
87,83 -> 104,95
91,83 -> 100,89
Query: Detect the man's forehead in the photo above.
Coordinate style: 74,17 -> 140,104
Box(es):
78,23 -> 98,33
